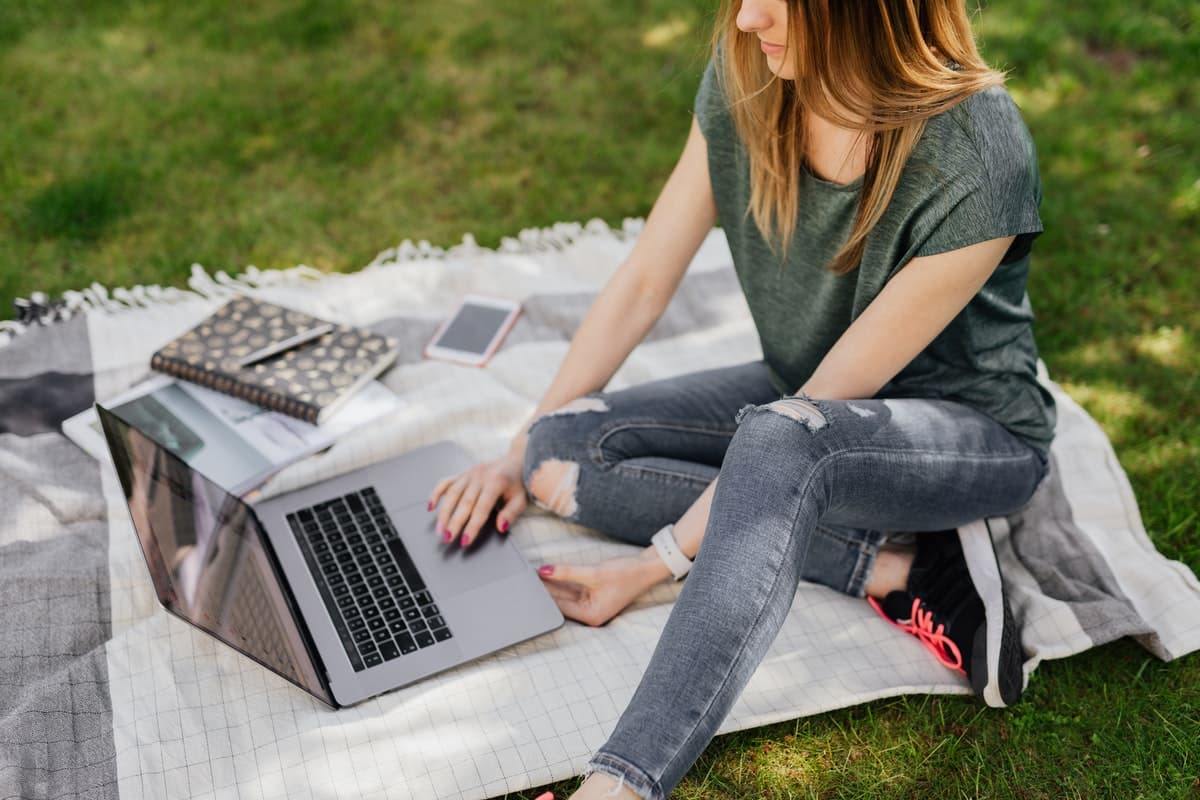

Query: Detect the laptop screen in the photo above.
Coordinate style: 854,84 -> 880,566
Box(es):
98,405 -> 333,707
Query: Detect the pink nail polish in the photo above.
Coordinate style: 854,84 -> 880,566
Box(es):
459,533 -> 470,548
538,565 -> 554,577
442,529 -> 453,543
498,519 -> 509,533
426,501 -> 434,512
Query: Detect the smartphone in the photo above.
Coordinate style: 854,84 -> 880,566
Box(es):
424,295 -> 522,367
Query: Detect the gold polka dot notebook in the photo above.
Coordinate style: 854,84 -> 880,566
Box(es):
150,296 -> 399,424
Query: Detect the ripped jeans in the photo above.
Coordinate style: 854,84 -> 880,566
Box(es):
521,360 -> 1048,800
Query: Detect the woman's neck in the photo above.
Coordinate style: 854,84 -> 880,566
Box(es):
803,113 -> 869,186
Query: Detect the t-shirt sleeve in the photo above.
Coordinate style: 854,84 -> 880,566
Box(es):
693,54 -> 723,142
912,88 -> 1044,264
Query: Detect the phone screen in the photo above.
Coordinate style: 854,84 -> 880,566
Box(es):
434,303 -> 514,355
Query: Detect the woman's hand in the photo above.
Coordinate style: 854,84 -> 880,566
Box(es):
428,450 -> 528,548
535,550 -> 669,627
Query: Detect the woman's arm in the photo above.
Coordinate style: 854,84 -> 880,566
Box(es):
507,117 -> 718,456
431,118 -> 717,542
800,235 -> 1015,399
631,235 -> 1019,586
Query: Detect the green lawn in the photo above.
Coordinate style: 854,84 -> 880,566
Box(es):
3,1 -> 1197,797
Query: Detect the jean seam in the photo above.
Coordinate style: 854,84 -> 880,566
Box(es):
591,421 -> 737,470
610,461 -> 717,488
812,525 -> 880,597
844,544 -> 876,598
813,523 -> 879,549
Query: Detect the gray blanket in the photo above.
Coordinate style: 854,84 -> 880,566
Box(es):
2,222 -> 1198,800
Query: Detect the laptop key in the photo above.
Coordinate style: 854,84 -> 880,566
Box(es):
363,653 -> 383,668
384,608 -> 402,622
427,615 -> 444,629
403,608 -> 421,622
415,590 -> 433,606
399,597 -> 415,610
388,620 -> 408,635
353,629 -> 372,644
379,641 -> 399,661
396,633 -> 417,654
415,631 -> 435,648
386,539 -> 427,593
433,627 -> 452,642
409,618 -> 428,633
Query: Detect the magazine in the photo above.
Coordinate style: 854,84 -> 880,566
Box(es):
64,374 -> 402,496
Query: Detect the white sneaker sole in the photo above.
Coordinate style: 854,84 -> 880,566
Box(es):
958,519 -> 1024,707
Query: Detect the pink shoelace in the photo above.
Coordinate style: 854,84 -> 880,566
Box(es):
868,595 -> 965,674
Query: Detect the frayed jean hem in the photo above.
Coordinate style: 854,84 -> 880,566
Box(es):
584,751 -> 662,800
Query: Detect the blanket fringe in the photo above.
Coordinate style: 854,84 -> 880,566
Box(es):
1,217 -> 645,347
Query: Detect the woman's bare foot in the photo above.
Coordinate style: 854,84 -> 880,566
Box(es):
567,772 -> 642,800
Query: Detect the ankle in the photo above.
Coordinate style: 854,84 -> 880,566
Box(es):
569,772 -> 643,800
864,544 -> 915,599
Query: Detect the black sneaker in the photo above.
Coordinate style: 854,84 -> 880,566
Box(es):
868,524 -> 1024,707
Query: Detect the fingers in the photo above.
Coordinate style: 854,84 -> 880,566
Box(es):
431,463 -> 529,547
457,481 -> 506,547
433,473 -> 472,536
535,562 -> 584,584
427,473 -> 456,511
495,488 -> 527,535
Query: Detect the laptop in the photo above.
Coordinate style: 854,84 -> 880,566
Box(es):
97,403 -> 564,708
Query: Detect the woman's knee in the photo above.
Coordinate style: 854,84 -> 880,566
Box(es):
521,394 -> 612,518
719,397 -> 836,499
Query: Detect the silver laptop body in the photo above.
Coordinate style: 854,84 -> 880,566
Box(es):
98,404 -> 564,708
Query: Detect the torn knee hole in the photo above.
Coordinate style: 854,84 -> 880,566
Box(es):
766,397 -> 829,431
528,459 -> 580,517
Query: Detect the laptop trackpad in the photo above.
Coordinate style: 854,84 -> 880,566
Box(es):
397,504 -> 529,592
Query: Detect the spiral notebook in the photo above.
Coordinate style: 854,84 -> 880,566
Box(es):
150,296 -> 399,424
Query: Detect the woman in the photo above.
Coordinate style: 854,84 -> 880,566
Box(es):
429,1 -> 1055,797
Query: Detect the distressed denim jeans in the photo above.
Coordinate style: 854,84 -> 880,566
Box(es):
522,360 -> 1048,800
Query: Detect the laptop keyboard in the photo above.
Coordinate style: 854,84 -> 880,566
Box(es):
286,487 -> 453,672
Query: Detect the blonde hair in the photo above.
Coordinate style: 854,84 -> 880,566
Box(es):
712,0 -> 1005,274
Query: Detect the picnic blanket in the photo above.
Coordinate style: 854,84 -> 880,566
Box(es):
3,220 -> 1199,800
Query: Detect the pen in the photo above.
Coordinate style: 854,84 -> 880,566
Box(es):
236,323 -> 335,367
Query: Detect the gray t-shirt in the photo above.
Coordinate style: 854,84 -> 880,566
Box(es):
694,58 -> 1056,453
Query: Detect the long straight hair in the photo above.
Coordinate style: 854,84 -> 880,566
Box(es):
713,0 -> 1004,274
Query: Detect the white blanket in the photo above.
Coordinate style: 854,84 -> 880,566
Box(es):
4,220 -> 1198,800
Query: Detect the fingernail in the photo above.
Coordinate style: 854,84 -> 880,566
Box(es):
498,518 -> 509,533
426,501 -> 434,512
535,793 -> 554,800
441,528 -> 453,543
459,533 -> 470,548
537,565 -> 554,577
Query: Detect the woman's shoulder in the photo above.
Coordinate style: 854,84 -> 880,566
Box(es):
922,84 -> 1039,184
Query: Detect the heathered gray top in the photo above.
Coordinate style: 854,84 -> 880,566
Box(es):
694,57 -> 1056,453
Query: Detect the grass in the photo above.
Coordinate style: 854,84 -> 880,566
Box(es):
3,0 -> 1197,797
